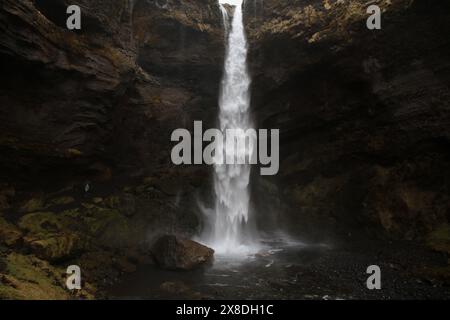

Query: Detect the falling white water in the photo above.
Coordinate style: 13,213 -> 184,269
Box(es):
219,4 -> 230,36
204,0 -> 258,255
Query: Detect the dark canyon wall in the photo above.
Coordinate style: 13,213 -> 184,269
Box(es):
245,0 -> 450,243
0,0 -> 223,182
0,0 -> 223,298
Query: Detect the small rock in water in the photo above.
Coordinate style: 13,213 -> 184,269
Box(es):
265,260 -> 274,268
151,235 -> 214,271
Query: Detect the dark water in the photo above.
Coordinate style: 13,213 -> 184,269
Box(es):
107,238 -> 450,300
108,239 -> 326,300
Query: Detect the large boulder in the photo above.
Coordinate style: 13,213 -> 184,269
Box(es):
151,235 -> 214,271
18,212 -> 85,261
22,233 -> 82,262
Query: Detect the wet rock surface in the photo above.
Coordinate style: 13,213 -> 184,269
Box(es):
151,235 -> 214,271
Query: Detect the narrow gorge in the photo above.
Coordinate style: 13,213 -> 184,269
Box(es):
0,0 -> 449,300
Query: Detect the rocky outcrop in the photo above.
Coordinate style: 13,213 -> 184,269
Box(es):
151,235 -> 214,270
0,0 -> 136,181
0,0 -> 223,183
245,0 -> 450,243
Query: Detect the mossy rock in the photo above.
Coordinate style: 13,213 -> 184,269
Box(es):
18,204 -> 134,259
18,212 -> 86,261
0,218 -> 22,247
23,233 -> 84,262
61,204 -> 132,247
104,194 -> 136,217
19,212 -> 64,235
48,196 -> 75,207
59,208 -> 81,218
0,253 -> 69,300
80,205 -> 131,247
56,203 -> 134,247
20,195 -> 75,212
19,196 -> 45,213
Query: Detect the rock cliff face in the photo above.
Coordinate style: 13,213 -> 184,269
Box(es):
0,0 -> 449,299
245,0 -> 450,244
0,0 -> 223,182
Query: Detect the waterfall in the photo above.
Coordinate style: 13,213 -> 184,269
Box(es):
219,4 -> 230,37
205,0 -> 257,255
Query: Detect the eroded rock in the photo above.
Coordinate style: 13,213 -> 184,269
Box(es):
151,235 -> 214,271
